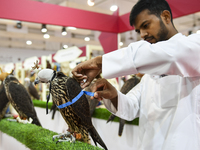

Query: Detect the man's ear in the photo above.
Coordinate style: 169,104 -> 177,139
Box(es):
161,10 -> 171,24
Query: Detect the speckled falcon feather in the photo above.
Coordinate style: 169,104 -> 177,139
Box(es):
4,74 -> 42,126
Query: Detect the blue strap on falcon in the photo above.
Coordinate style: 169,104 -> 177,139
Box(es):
57,90 -> 94,109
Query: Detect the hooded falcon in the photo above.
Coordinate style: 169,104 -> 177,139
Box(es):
0,82 -> 10,120
34,69 -> 107,150
3,73 -> 42,126
107,74 -> 143,136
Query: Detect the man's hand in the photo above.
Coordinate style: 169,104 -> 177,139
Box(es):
90,78 -> 118,109
72,56 -> 102,88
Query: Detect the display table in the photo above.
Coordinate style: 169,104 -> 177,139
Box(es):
0,107 -> 139,150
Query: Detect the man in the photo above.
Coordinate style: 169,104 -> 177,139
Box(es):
72,0 -> 200,149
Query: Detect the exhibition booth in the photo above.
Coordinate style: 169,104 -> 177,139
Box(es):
0,0 -> 200,150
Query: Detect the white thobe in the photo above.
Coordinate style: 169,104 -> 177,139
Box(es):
102,33 -> 200,150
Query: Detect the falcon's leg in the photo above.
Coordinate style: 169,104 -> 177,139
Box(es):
52,131 -> 76,144
16,116 -> 33,124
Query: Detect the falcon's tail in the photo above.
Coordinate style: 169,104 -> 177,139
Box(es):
31,116 -> 42,127
106,114 -> 116,123
88,127 -> 108,150
118,119 -> 126,136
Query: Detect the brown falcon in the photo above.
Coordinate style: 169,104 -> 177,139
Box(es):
107,74 -> 143,136
3,73 -> 42,126
34,69 -> 107,150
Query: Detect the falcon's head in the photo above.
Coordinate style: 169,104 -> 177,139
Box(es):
34,69 -> 56,85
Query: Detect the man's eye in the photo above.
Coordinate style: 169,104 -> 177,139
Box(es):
143,23 -> 149,28
136,30 -> 140,34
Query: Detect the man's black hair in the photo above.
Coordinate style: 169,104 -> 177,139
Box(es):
129,0 -> 173,26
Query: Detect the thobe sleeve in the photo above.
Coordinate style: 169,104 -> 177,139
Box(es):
103,81 -> 142,121
102,33 -> 200,79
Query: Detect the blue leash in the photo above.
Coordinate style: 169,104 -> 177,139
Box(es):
57,90 -> 94,109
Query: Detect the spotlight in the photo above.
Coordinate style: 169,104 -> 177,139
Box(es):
41,24 -> 47,33
110,5 -> 118,11
61,27 -> 67,36
87,0 -> 95,6
63,45 -> 68,49
43,33 -> 50,39
84,37 -> 90,41
26,40 -> 32,45
196,30 -> 200,34
16,21 -> 22,29
119,42 -> 123,46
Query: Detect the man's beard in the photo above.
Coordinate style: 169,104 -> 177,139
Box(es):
156,19 -> 169,42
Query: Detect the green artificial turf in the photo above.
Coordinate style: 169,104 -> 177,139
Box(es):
32,99 -> 53,109
93,108 -> 139,125
32,100 -> 139,126
0,118 -> 103,150
0,100 -> 138,150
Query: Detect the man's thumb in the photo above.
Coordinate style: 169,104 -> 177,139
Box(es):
94,91 -> 104,99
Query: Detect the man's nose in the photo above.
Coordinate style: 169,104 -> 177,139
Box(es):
140,30 -> 148,39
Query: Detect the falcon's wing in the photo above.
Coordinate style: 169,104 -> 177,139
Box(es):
120,76 -> 141,94
7,80 -> 41,126
28,82 -> 40,100
65,78 -> 92,126
0,83 -> 10,120
84,84 -> 99,116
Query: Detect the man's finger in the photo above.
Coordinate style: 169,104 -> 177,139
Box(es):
91,82 -> 104,93
94,91 -> 105,99
80,82 -> 90,89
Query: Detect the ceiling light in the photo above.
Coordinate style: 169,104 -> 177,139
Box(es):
110,5 -> 118,11
119,42 -> 123,46
84,37 -> 90,41
62,27 -> 67,36
16,21 -> 22,29
67,27 -> 77,30
63,45 -> 68,49
26,40 -> 32,45
41,24 -> 47,33
87,0 -> 95,6
43,33 -> 50,39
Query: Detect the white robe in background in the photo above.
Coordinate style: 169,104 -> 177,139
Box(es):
102,33 -> 200,150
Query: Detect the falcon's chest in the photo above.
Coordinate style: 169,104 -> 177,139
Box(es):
50,77 -> 70,106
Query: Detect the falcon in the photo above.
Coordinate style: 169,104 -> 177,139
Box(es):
107,74 -> 143,136
34,69 -> 107,150
3,73 -> 42,126
24,78 -> 40,100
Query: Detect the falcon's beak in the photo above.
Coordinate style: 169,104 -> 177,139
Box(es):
34,77 -> 40,85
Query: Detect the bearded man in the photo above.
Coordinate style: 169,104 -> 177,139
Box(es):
72,0 -> 200,149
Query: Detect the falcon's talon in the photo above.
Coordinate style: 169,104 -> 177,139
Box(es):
56,138 -> 71,144
53,131 -> 76,143
15,116 -> 33,124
